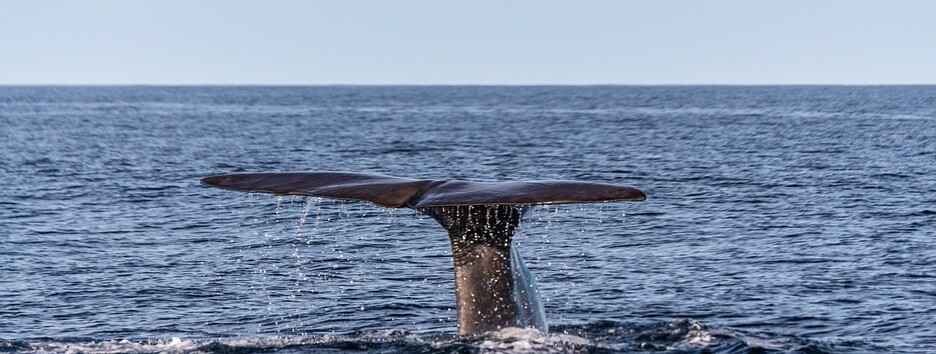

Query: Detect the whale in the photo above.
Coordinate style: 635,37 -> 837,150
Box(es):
200,172 -> 645,335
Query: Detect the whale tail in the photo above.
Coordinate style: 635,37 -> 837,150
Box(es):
200,172 -> 645,335
418,204 -> 546,333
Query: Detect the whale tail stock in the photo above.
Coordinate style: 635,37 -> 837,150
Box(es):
200,172 -> 645,335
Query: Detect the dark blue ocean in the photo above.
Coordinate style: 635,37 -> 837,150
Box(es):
1,86 -> 934,353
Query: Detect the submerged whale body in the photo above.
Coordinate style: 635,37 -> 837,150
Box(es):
200,172 -> 645,335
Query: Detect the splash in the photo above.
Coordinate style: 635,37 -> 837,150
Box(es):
11,319 -> 834,354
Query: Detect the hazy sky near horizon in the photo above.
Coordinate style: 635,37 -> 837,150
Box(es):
2,0 -> 935,85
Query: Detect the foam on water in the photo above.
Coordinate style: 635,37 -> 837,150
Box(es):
28,337 -> 200,354
2,320 -> 736,354
12,318 -> 860,354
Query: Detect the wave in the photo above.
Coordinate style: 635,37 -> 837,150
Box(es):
3,319 -> 884,354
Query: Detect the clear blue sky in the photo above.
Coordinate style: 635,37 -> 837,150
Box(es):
2,0 -> 934,85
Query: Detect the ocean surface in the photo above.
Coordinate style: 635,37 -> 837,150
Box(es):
1,86 -> 934,353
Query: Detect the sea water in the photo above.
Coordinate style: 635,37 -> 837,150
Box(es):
1,86 -> 935,353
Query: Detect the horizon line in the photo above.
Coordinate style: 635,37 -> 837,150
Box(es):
2,83 -> 936,87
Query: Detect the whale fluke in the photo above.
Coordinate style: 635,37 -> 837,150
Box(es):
200,171 -> 645,335
200,172 -> 430,207
200,172 -> 645,207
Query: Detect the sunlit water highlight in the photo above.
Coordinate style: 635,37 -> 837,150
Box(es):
1,86 -> 935,353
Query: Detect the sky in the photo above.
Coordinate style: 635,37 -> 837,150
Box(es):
1,0 -> 935,85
